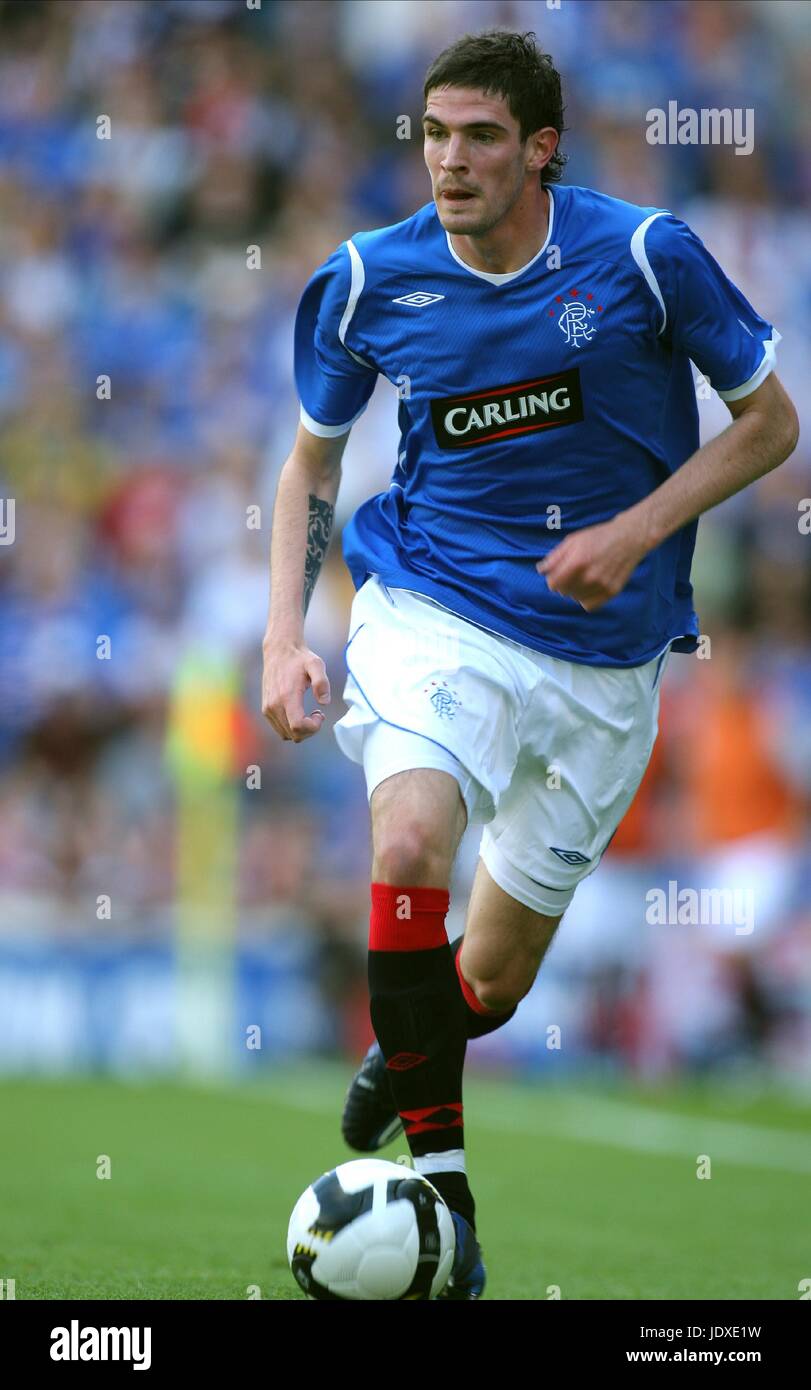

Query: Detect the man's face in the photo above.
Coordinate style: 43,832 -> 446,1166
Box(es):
422,85 -> 544,235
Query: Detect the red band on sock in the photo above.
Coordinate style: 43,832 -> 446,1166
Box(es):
368,882 -> 450,952
454,941 -> 503,1016
400,1101 -> 464,1137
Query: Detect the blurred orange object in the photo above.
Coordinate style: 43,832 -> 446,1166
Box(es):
669,638 -> 804,848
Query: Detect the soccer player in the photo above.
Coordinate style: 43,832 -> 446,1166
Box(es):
262,30 -> 798,1298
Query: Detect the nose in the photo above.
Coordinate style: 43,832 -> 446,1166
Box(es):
440,135 -> 469,172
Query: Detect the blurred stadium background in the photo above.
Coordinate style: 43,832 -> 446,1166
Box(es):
1,0 -> 810,1106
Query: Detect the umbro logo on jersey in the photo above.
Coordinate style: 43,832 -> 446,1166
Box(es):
391,291 -> 445,307
431,368 -> 583,450
550,847 -> 591,865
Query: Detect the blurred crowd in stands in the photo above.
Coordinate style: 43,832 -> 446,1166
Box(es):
1,0 -> 810,1082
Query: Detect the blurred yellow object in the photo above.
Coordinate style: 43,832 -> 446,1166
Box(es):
166,643 -> 240,1076
165,644 -> 241,786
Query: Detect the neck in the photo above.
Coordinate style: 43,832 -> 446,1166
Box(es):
449,183 -> 550,275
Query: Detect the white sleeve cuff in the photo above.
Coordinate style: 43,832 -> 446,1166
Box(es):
716,330 -> 782,401
299,400 -> 369,437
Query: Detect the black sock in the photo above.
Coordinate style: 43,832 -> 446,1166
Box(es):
368,883 -> 475,1232
426,1170 -> 476,1233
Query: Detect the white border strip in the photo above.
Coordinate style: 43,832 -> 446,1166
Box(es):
339,240 -> 375,368
298,239 -> 376,436
630,211 -> 669,335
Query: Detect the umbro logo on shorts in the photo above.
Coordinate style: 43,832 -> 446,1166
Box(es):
550,847 -> 591,865
430,368 -> 583,450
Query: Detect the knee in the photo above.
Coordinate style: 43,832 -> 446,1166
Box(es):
462,952 -> 536,1012
470,977 -> 528,1012
373,822 -> 450,887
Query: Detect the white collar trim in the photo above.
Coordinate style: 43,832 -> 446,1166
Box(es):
444,187 -> 556,285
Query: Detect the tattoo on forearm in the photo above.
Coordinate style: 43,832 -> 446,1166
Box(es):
303,493 -> 334,615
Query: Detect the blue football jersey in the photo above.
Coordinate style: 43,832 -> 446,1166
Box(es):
293,184 -> 780,667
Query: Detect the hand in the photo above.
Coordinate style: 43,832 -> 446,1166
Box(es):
536,514 -> 648,612
261,637 -> 331,742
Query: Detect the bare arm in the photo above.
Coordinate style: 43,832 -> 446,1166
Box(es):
537,372 -> 800,611
262,421 -> 352,740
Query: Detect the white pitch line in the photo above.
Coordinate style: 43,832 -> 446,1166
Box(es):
249,1070 -> 811,1176
523,1094 -> 811,1175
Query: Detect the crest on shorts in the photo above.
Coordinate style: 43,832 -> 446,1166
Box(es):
423,679 -> 462,720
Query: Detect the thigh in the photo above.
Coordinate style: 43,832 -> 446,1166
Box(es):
370,767 -> 468,886
478,650 -> 667,915
362,718 -> 486,831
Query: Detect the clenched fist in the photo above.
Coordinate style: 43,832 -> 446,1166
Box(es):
262,638 -> 331,742
537,513 -> 649,612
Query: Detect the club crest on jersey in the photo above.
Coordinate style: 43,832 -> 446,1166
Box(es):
391,291 -> 446,307
423,679 -> 462,720
430,368 -> 583,450
553,290 -> 602,347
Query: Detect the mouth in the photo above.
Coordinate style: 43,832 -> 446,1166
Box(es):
441,190 -> 476,202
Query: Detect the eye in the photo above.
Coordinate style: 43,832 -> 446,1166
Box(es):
474,132 -> 494,142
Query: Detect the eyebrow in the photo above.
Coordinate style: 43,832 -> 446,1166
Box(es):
421,114 -> 509,133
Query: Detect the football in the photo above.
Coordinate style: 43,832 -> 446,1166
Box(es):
287,1158 -> 456,1300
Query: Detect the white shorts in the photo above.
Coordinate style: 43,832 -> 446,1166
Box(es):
333,574 -> 670,916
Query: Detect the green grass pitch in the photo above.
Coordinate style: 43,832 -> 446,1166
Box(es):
2,1064 -> 808,1299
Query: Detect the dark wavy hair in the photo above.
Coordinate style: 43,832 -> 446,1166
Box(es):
423,29 -> 567,186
